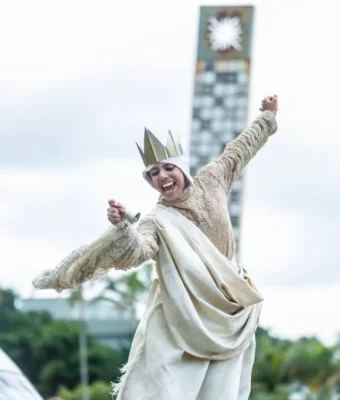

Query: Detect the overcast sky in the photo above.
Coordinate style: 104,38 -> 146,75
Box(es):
1,0 -> 339,345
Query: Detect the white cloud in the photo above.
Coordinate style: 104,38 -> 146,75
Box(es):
260,285 -> 340,346
0,235 -> 63,297
0,160 -> 158,296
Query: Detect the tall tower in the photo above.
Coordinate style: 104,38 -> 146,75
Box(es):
189,6 -> 254,258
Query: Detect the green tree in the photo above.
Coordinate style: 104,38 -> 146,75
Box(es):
252,329 -> 335,397
58,381 -> 113,400
0,287 -> 17,310
252,327 -> 292,392
0,287 -> 128,398
35,319 -> 126,396
281,337 -> 334,388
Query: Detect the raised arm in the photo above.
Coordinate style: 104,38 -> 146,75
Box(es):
32,200 -> 159,292
198,95 -> 278,194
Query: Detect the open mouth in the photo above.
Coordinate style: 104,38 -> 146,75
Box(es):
162,182 -> 176,193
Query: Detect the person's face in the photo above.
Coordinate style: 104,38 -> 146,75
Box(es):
149,162 -> 187,201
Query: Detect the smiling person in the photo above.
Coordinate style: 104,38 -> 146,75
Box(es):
149,163 -> 187,200
33,95 -> 278,400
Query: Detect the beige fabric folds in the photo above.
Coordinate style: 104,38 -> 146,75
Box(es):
114,205 -> 263,399
153,205 -> 263,360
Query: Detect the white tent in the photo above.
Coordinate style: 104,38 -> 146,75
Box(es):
0,348 -> 43,400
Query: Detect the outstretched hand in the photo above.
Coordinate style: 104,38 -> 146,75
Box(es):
107,199 -> 126,225
260,95 -> 278,116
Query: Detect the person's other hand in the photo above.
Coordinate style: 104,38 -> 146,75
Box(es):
107,199 -> 126,224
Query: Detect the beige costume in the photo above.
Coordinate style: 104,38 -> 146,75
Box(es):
33,111 -> 277,400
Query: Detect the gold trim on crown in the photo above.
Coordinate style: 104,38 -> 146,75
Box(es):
136,128 -> 184,166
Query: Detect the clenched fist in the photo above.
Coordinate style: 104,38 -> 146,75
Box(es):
260,95 -> 278,116
107,199 -> 126,225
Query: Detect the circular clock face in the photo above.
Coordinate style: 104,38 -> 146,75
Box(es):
208,16 -> 242,52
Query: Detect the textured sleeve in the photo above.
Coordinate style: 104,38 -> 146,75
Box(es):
32,217 -> 159,293
198,111 -> 277,194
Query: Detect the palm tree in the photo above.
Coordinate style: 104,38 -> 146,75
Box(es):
91,261 -> 154,319
68,285 -> 89,400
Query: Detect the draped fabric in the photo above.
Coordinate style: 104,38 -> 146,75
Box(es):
113,205 -> 263,400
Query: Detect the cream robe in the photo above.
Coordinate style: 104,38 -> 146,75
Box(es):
113,205 -> 263,400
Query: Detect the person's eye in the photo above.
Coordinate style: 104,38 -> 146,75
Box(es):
150,170 -> 159,176
165,165 -> 175,171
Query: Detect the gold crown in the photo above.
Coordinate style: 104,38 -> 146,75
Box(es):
136,128 -> 184,166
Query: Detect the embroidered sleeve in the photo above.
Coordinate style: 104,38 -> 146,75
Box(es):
32,217 -> 159,292
197,111 -> 277,194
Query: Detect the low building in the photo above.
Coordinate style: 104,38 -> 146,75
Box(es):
19,297 -> 137,349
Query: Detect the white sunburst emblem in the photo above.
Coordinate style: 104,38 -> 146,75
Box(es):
208,16 -> 242,52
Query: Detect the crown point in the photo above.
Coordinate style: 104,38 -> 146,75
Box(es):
136,142 -> 147,166
137,128 -> 184,166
